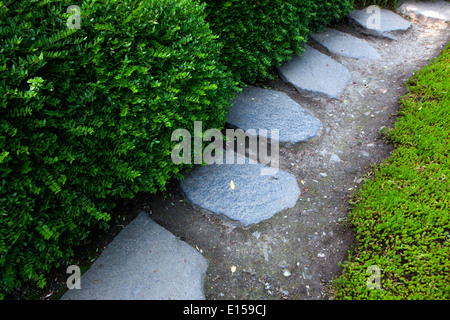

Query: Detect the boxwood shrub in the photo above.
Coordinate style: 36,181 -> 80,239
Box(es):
308,0 -> 355,32
0,0 -> 237,295
203,0 -> 355,84
202,0 -> 311,84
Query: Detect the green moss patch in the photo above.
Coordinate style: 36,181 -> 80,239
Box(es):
332,44 -> 450,300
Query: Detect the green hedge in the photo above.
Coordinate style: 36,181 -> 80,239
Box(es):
0,0 -> 357,297
203,0 -> 355,84
332,44 -> 450,299
309,0 -> 356,32
0,0 -> 237,295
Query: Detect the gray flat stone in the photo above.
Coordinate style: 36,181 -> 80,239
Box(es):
348,8 -> 412,39
277,45 -> 352,99
396,0 -> 450,23
310,28 -> 381,60
226,86 -> 321,144
61,212 -> 208,300
180,149 -> 300,227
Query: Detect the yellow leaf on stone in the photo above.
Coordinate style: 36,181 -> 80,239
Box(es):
230,180 -> 235,191
301,180 -> 305,185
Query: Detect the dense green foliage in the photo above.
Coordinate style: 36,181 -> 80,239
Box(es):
203,0 -> 311,84
332,44 -> 450,299
203,0 -> 355,84
0,0 -> 237,295
1,0 -> 359,297
309,0 -> 356,31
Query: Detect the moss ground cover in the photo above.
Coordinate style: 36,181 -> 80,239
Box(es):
332,43 -> 450,299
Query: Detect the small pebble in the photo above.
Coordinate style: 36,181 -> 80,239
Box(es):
330,154 -> 342,163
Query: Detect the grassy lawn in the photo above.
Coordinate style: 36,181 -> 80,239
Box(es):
332,43 -> 450,299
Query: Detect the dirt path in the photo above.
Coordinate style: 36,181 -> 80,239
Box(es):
140,17 -> 449,300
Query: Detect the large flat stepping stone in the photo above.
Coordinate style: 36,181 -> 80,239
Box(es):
61,212 -> 208,300
310,28 -> 381,60
348,8 -> 412,40
277,45 -> 351,99
180,149 -> 300,227
396,0 -> 450,23
226,86 -> 321,144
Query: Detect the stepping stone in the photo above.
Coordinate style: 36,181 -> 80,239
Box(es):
277,45 -> 351,99
348,8 -> 412,40
61,212 -> 209,300
226,86 -> 321,144
310,28 -> 381,60
180,149 -> 300,227
396,0 -> 450,23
